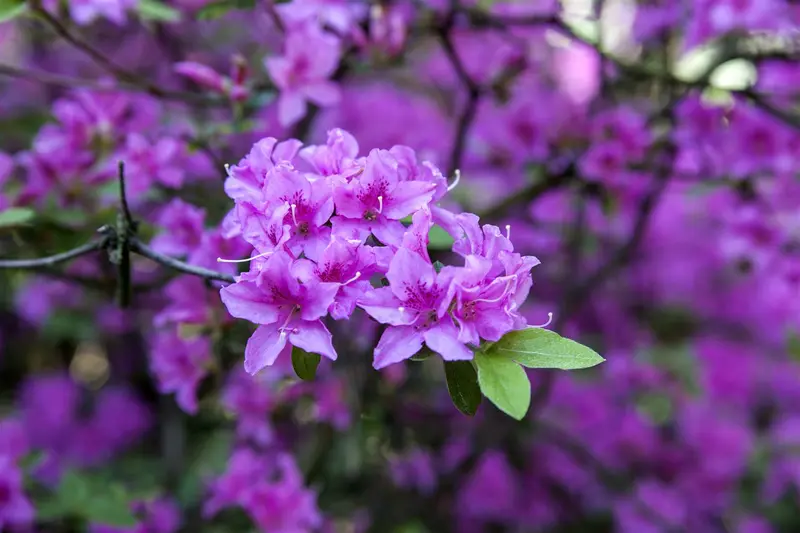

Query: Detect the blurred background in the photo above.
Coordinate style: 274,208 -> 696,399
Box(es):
2,0 -> 800,532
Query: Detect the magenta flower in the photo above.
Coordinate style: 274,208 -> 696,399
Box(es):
149,332 -> 211,414
265,22 -> 342,126
0,457 -> 34,532
219,251 -> 340,374
359,247 -> 470,369
204,448 -> 272,517
333,149 -> 437,246
292,236 -> 380,320
299,128 -> 361,177
150,199 -> 206,257
175,59 -> 249,102
224,136 -> 303,204
263,163 -> 335,260
241,454 -> 322,533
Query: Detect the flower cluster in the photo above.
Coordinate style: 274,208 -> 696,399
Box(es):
219,129 -> 540,374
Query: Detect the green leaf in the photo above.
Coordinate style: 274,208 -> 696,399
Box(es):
427,225 -> 454,250
474,351 -> 530,420
177,430 -> 233,505
485,328 -> 605,370
137,0 -> 182,22
0,0 -> 26,23
83,485 -> 137,527
0,207 -> 34,228
444,360 -> 481,416
195,0 -> 255,20
291,347 -> 321,381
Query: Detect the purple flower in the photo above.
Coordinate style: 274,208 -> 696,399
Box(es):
457,451 -> 518,523
389,449 -> 437,495
204,448 -> 272,517
150,199 -> 206,256
299,128 -> 360,177
241,454 -> 322,533
219,251 -> 339,374
263,163 -> 334,260
0,457 -> 34,532
119,134 -> 188,197
224,136 -> 303,204
265,22 -> 342,126
333,149 -> 437,246
292,236 -> 380,320
149,332 -> 211,414
222,369 -> 283,445
359,246 -> 470,369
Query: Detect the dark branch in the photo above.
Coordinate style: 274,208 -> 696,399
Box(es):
129,239 -> 236,284
28,5 -> 225,106
436,4 -> 484,177
0,240 -> 106,269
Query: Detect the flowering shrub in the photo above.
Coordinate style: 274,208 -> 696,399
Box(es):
1,0 -> 800,532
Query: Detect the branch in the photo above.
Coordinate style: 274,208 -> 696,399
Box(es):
129,239 -> 236,284
0,239 -> 106,269
740,89 -> 800,130
436,5 -> 483,177
28,5 -> 225,106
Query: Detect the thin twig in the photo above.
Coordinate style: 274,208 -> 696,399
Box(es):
115,162 -> 133,307
29,6 -> 225,106
436,3 -> 483,176
129,239 -> 236,284
0,240 -> 106,269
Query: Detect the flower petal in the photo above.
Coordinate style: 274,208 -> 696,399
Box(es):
373,326 -> 424,369
244,325 -> 290,374
290,319 -> 337,361
423,320 -> 473,361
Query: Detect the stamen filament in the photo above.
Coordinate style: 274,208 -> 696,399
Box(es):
532,312 -> 554,328
448,169 -> 461,191
290,204 -> 298,226
217,250 -> 273,263
505,224 -> 511,240
343,271 -> 362,285
377,196 -> 384,214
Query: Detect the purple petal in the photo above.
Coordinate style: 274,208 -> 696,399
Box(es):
277,91 -> 307,127
386,247 -> 435,302
423,320 -> 473,361
290,320 -> 337,361
373,326 -> 424,369
384,180 -> 436,219
220,281 -> 281,325
244,325 -> 290,374
299,281 -> 340,321
358,286 -> 415,325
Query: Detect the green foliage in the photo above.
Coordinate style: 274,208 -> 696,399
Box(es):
0,0 -> 26,23
177,429 -> 234,505
443,360 -> 481,416
137,0 -> 182,22
196,0 -> 256,20
0,207 -> 35,228
483,327 -> 605,370
292,346 -> 321,381
474,350 -> 530,420
36,470 -> 137,527
427,225 -> 454,250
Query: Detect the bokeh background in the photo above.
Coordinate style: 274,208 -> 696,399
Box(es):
2,0 -> 800,532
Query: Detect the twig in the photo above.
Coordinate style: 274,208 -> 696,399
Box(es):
115,162 -> 134,307
740,89 -> 800,130
0,240 -> 106,269
28,5 -> 225,106
436,3 -> 483,176
129,239 -> 236,284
